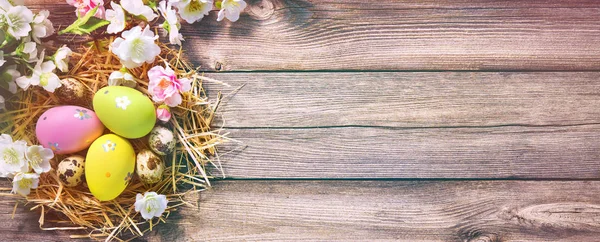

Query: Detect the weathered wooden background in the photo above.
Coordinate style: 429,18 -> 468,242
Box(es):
4,0 -> 600,241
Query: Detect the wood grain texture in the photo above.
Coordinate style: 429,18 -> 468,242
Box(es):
205,72 -> 600,128
0,194 -> 185,242
18,0 -> 600,241
27,0 -> 600,71
148,180 -> 600,241
5,180 -> 600,241
212,125 -> 600,178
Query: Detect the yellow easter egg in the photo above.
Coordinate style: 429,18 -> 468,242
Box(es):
85,134 -> 135,201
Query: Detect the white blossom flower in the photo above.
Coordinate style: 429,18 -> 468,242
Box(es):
2,65 -> 20,94
105,1 -> 126,34
108,68 -> 136,88
134,192 -> 168,220
2,5 -> 34,39
31,10 -> 54,42
217,0 -> 246,22
0,133 -> 12,144
158,1 -> 183,45
121,0 -> 157,21
22,40 -> 38,62
0,0 -> 24,11
0,1 -> 10,10
0,95 -> 4,110
25,145 -> 53,174
0,51 -> 4,67
111,26 -> 161,69
0,136 -> 28,177
53,45 -> 72,72
15,59 -> 62,92
11,172 -> 39,196
173,0 -> 212,24
115,96 -> 131,110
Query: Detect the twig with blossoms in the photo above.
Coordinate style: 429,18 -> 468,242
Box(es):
0,0 -> 70,109
0,0 -> 248,109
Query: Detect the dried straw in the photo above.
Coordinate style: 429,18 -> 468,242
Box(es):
0,37 -> 227,241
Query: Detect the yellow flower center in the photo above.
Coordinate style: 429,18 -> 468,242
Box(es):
145,198 -> 158,213
131,38 -> 146,60
188,0 -> 207,12
18,178 -> 32,189
2,148 -> 20,165
223,0 -> 240,8
28,152 -> 42,167
40,73 -> 51,87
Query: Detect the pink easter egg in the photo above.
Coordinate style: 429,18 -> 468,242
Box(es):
36,106 -> 105,154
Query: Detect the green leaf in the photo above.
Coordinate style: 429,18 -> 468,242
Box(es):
0,30 -> 5,45
0,72 -> 11,90
58,6 -> 109,35
79,18 -> 110,34
148,0 -> 157,11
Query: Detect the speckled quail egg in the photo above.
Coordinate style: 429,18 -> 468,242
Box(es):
136,149 -> 164,184
55,78 -> 89,105
57,155 -> 85,187
148,126 -> 175,156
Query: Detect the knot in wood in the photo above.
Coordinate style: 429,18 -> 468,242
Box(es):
248,0 -> 275,20
507,202 -> 600,232
214,61 -> 224,71
467,233 -> 500,242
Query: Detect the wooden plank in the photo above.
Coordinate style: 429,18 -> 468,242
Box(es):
5,180 -> 600,241
28,0 -> 600,71
113,180 -> 600,241
187,180 -> 600,241
212,125 -> 600,178
0,192 -> 188,241
205,72 -> 600,128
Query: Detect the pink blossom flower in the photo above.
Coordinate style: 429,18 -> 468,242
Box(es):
156,105 -> 171,122
66,0 -> 105,18
148,64 -> 191,107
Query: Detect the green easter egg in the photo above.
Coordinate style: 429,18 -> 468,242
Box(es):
93,86 -> 156,138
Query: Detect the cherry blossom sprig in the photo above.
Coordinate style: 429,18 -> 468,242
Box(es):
0,0 -> 72,110
0,133 -> 54,196
63,0 -> 247,43
60,0 -> 246,109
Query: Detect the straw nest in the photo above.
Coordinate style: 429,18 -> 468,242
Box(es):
0,37 -> 227,241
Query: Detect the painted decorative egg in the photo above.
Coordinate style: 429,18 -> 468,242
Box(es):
93,86 -> 156,139
36,106 -> 104,154
148,126 -> 176,156
57,155 -> 85,187
136,149 -> 164,184
85,134 -> 135,201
